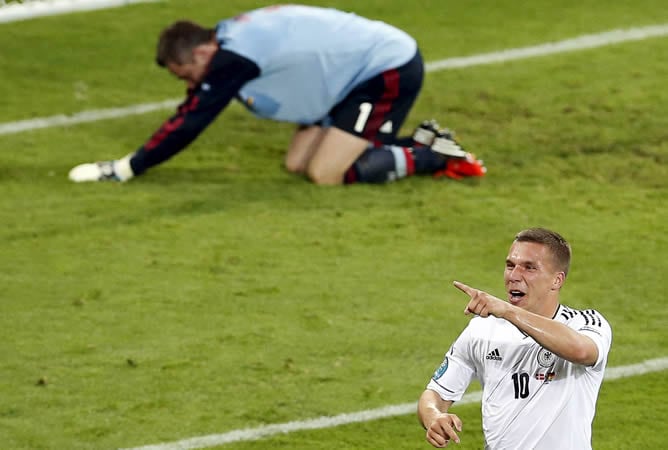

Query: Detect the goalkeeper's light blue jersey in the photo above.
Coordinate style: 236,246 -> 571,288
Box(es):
131,5 -> 419,175
216,5 -> 417,123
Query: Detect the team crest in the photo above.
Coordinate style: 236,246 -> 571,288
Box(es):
537,348 -> 557,368
432,357 -> 449,380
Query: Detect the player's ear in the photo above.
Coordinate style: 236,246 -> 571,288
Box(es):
191,45 -> 204,61
552,271 -> 565,291
193,43 -> 215,61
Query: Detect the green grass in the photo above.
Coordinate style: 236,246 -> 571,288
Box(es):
1,1 -> 668,449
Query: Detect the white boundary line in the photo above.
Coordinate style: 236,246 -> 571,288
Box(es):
424,24 -> 668,71
0,99 -> 180,135
120,357 -> 668,450
1,23 -> 668,137
0,0 -> 159,24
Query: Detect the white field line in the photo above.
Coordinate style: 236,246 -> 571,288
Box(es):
120,356 -> 668,450
424,24 -> 668,71
1,23 -> 668,137
0,0 -> 160,24
0,99 -> 180,136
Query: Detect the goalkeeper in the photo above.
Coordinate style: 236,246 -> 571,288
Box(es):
69,5 -> 486,185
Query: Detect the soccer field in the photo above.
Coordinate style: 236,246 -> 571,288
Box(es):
1,1 -> 667,449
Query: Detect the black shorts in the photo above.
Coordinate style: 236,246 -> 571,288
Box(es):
328,49 -> 424,145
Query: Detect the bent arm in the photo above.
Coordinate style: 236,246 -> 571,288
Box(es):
418,389 -> 453,429
418,390 -> 462,447
454,281 -> 600,367
503,306 -> 599,366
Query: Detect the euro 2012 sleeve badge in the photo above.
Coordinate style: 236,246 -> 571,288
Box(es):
432,357 -> 449,380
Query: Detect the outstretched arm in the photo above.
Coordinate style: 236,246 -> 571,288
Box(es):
453,281 -> 599,366
69,49 -> 260,182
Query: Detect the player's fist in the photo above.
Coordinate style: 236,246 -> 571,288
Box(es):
426,413 -> 462,447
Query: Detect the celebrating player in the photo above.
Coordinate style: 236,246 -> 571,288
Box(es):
68,4 -> 486,185
418,228 -> 612,449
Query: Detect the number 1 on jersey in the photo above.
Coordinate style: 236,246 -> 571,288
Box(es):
354,102 -> 373,133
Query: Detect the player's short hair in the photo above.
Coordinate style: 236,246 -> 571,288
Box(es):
514,228 -> 572,277
156,20 -> 215,67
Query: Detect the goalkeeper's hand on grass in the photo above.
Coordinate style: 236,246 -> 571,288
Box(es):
68,154 -> 134,183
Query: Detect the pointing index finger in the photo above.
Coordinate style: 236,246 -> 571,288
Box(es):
453,280 -> 474,296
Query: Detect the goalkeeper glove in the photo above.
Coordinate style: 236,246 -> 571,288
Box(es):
68,153 -> 135,183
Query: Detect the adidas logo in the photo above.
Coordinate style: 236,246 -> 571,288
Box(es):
486,348 -> 503,361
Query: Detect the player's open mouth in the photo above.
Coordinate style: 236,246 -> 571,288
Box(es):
509,290 -> 525,303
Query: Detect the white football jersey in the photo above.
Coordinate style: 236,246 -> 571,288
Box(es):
427,304 -> 612,450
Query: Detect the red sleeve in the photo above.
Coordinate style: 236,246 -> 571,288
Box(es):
130,49 -> 260,175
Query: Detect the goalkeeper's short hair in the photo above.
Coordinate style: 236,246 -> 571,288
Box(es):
156,20 -> 215,67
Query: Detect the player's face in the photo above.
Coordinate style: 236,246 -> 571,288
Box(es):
168,61 -> 206,89
504,241 -> 563,316
167,52 -> 209,89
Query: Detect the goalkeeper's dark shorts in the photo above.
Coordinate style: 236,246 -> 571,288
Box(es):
327,49 -> 424,145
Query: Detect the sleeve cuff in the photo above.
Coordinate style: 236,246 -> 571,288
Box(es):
114,153 -> 136,181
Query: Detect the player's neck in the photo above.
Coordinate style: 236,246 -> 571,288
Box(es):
534,298 -> 560,319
